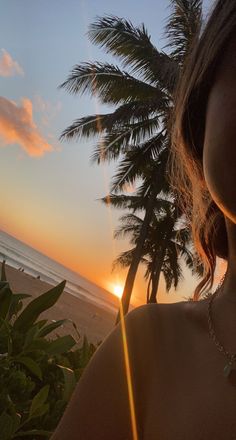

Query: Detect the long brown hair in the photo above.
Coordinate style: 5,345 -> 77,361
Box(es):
167,0 -> 236,300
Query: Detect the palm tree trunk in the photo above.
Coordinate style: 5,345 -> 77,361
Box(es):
149,219 -> 175,303
115,188 -> 158,326
148,247 -> 165,303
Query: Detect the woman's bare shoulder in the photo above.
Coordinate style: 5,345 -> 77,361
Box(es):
147,298 -> 209,339
50,305 -> 155,440
51,301 -> 206,440
141,298 -> 208,337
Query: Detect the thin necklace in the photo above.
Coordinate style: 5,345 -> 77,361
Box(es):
208,274 -> 236,378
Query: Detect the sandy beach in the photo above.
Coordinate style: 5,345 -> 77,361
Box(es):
1,262 -> 119,346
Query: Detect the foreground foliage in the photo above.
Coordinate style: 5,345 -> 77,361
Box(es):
0,262 -> 99,439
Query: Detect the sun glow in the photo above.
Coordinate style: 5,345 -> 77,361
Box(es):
113,284 -> 123,298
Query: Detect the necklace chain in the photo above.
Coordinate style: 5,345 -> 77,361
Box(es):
207,274 -> 236,364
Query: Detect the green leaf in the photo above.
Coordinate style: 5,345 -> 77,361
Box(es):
1,260 -> 7,282
15,356 -> 42,380
13,429 -> 52,438
24,337 -> 49,353
29,385 -> 49,419
35,319 -> 48,329
0,284 -> 13,320
0,316 -> 11,333
38,319 -> 68,337
0,411 -> 14,440
24,324 -> 42,348
29,403 -> 49,419
12,293 -> 32,300
46,335 -> 76,355
57,364 -> 76,402
8,294 -> 31,319
23,321 -> 47,349
13,280 -> 66,332
23,319 -> 47,351
72,320 -> 81,340
80,335 -> 93,367
7,405 -> 21,435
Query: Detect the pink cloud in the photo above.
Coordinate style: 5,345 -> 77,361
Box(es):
0,96 -> 54,157
0,49 -> 24,77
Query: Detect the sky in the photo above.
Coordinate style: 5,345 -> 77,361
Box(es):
0,0 -> 224,307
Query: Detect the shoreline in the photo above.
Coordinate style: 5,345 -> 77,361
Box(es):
0,229 -> 122,315
0,262 -> 118,345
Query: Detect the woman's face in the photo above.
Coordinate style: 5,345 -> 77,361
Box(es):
203,34 -> 236,224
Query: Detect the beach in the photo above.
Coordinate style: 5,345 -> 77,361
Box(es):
1,262 -> 118,346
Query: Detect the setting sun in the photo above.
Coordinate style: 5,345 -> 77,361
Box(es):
113,284 -> 123,298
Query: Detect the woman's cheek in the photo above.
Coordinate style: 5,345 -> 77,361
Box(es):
203,88 -> 236,221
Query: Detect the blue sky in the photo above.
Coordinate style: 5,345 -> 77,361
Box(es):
0,0 -> 222,306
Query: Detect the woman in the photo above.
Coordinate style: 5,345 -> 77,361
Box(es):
52,1 -> 236,438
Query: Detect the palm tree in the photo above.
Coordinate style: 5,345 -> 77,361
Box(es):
59,1 -> 204,320
112,148 -> 176,323
100,192 -> 203,323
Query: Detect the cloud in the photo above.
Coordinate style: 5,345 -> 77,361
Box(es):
33,94 -> 62,126
0,96 -> 54,157
0,49 -> 24,77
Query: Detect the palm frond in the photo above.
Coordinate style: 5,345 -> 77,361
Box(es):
162,246 -> 183,291
153,199 -> 177,218
111,248 -> 135,271
162,260 -> 184,292
110,149 -> 153,194
113,223 -> 141,242
128,148 -> 171,199
116,213 -> 143,228
110,131 -> 166,192
173,242 -> 203,278
163,0 -> 202,63
60,100 -> 166,142
112,247 -> 147,272
87,15 -> 179,92
172,226 -> 191,248
110,99 -> 166,123
98,193 -> 145,213
59,114 -> 106,141
59,62 -> 160,105
90,117 -> 161,165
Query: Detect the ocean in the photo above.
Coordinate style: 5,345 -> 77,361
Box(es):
0,230 -> 120,313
